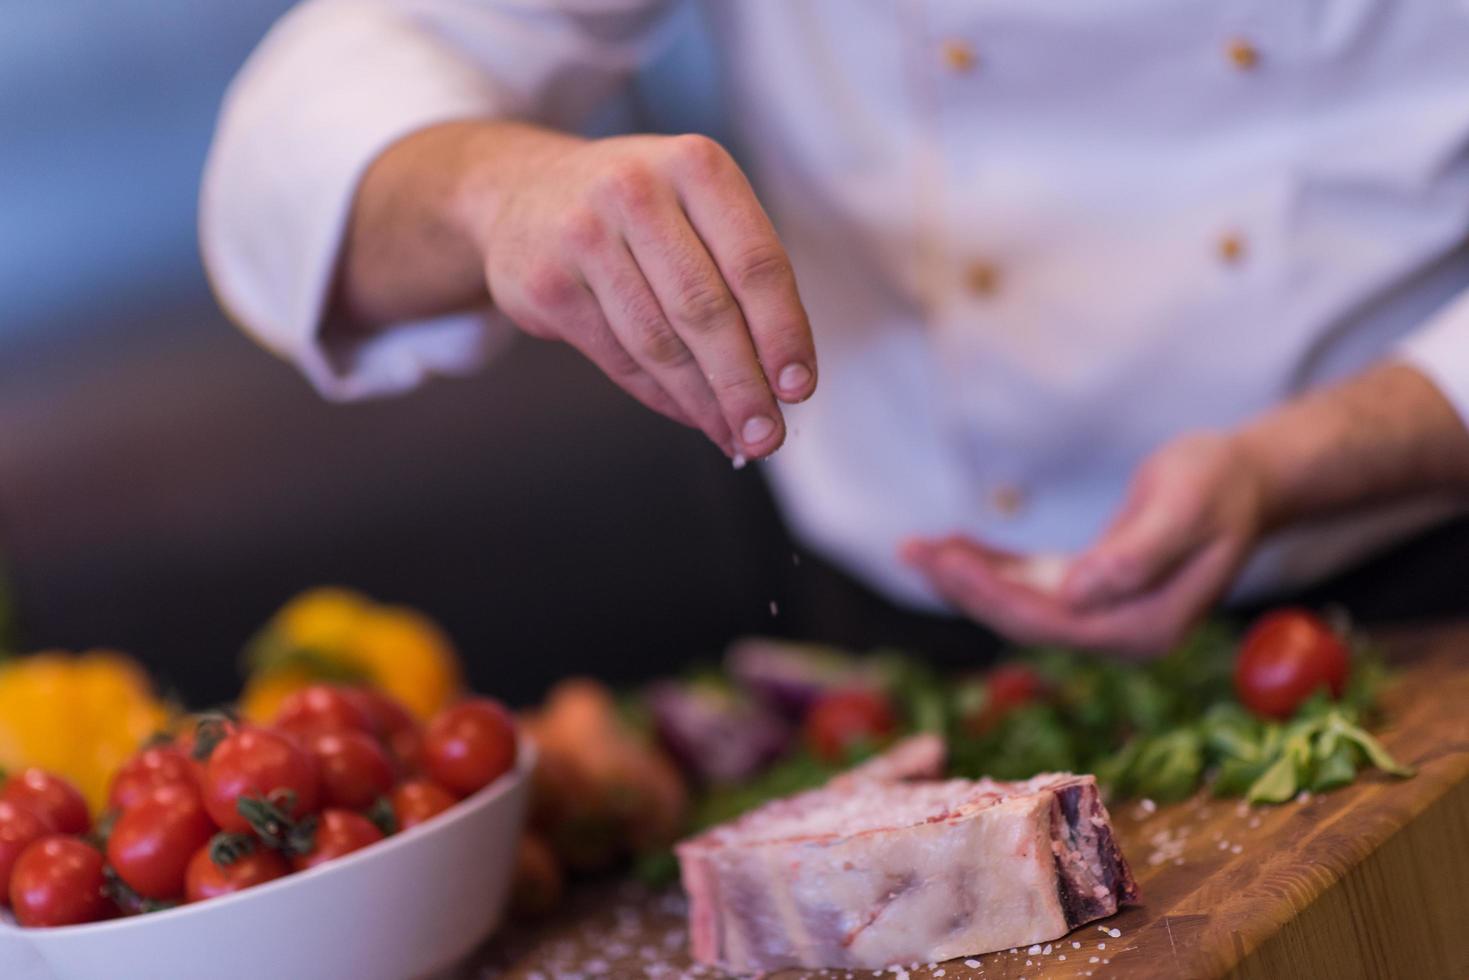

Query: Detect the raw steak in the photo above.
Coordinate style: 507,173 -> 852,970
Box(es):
676,736 -> 1137,973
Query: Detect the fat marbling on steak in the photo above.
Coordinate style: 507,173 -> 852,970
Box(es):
676,735 -> 1138,973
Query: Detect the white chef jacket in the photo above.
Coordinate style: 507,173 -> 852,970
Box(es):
201,0 -> 1469,612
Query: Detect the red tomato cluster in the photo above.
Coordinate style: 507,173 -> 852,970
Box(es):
1,688 -> 517,928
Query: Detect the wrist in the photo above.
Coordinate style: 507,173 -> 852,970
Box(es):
1228,421 -> 1294,535
449,121 -> 585,258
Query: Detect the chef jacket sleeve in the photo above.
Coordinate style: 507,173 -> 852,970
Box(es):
200,0 -> 675,400
1397,286 -> 1469,431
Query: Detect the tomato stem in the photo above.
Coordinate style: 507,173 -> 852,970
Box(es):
365,795 -> 398,837
208,831 -> 259,868
236,792 -> 318,857
190,710 -> 238,762
102,866 -> 177,916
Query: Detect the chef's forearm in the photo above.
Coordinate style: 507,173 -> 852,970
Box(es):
1234,362 -> 1469,532
328,119 -> 577,329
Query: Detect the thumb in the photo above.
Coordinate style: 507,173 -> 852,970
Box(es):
1061,481 -> 1200,610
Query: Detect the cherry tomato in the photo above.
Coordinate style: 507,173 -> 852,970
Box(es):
108,744 -> 197,813
202,728 -> 320,833
0,770 -> 90,836
184,842 -> 289,903
0,800 -> 55,907
348,687 -> 424,775
423,698 -> 518,797
1235,609 -> 1350,720
106,783 -> 217,900
274,685 -> 375,737
803,689 -> 897,763
308,730 -> 395,810
963,663 -> 1045,735
291,809 -> 383,872
9,836 -> 112,927
389,780 -> 457,831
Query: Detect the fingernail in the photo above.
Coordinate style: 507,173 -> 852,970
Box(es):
742,415 -> 776,445
778,363 -> 811,395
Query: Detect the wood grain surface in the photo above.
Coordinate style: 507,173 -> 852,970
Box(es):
477,626 -> 1469,979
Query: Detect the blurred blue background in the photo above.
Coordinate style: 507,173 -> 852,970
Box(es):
2,0 -> 299,333
0,1 -> 783,708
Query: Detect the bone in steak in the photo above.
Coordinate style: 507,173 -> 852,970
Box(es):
676,735 -> 1138,973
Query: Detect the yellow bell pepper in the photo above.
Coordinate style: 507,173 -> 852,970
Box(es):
0,651 -> 172,814
241,587 -> 462,722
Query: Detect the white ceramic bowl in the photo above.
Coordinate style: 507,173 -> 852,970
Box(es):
0,742 -> 533,980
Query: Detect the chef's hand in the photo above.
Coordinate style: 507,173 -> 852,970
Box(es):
336,122 -> 817,461
901,432 -> 1268,657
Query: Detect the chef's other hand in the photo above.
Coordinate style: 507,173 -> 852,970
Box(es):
901,432 -> 1267,657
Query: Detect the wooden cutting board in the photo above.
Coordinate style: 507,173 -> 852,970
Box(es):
475,624 -> 1469,979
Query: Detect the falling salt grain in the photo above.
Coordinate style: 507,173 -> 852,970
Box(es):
732,453 -> 748,470
1140,798 -> 1157,814
769,600 -> 779,616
